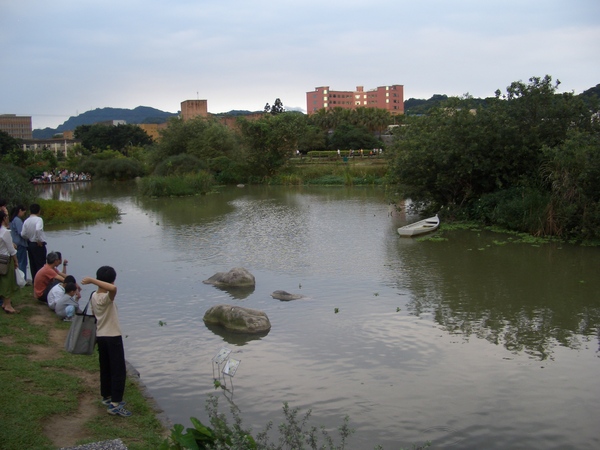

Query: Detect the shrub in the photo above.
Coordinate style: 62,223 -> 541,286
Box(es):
0,165 -> 35,207
103,158 -> 146,180
137,172 -> 214,197
160,395 -> 355,450
209,156 -> 248,184
469,187 -> 551,234
154,154 -> 206,176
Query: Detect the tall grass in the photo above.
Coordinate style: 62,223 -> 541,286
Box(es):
38,199 -> 120,225
137,172 -> 214,197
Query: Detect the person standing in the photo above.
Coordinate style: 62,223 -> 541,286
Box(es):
21,203 -> 47,280
82,266 -> 132,417
0,210 -> 19,313
9,205 -> 29,279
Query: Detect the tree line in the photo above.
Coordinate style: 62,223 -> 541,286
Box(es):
1,76 -> 599,239
387,75 -> 600,240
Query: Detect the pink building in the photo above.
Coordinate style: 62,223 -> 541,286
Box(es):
306,85 -> 404,115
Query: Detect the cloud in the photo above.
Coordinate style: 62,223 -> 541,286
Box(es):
2,0 -> 599,129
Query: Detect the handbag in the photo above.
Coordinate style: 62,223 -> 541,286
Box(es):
15,268 -> 26,288
64,292 -> 97,355
0,254 -> 9,275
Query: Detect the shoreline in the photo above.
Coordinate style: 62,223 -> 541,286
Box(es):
0,286 -> 170,449
124,360 -> 173,431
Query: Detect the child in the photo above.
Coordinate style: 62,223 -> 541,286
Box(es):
48,275 -> 78,311
54,282 -> 80,321
81,266 -> 131,417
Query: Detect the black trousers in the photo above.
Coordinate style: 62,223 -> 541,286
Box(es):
96,336 -> 127,403
27,241 -> 46,280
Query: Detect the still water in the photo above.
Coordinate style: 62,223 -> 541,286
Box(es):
39,181 -> 600,449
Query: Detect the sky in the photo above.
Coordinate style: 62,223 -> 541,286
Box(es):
1,0 -> 600,130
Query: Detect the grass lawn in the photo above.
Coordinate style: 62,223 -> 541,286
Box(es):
0,286 -> 168,450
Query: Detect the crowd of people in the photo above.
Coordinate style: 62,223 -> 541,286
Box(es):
31,169 -> 92,184
0,198 -> 132,417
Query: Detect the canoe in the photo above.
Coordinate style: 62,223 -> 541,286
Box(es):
397,214 -> 440,237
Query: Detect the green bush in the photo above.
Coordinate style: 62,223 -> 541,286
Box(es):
0,165 -> 35,207
154,154 -> 206,176
469,187 -> 551,234
209,156 -> 248,184
137,172 -> 214,197
90,158 -> 144,181
160,395 -> 354,450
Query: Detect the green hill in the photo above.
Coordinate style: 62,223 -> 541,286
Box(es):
33,106 -> 179,139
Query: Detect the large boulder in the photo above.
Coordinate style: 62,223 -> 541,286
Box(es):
203,268 -> 256,287
271,290 -> 305,301
203,304 -> 271,334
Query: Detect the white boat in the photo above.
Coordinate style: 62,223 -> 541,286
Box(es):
397,214 -> 440,237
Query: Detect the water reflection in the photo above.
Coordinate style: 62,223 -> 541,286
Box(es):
208,284 -> 256,300
388,229 -> 600,360
35,181 -> 94,201
204,322 -> 269,345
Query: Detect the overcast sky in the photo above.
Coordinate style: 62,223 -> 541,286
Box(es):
2,0 -> 599,130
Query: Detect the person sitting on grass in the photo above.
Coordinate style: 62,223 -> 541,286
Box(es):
33,252 -> 67,303
48,275 -> 79,311
82,266 -> 132,417
54,282 -> 80,321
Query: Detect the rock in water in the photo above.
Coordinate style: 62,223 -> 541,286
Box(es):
203,304 -> 271,333
271,290 -> 304,301
203,267 -> 256,287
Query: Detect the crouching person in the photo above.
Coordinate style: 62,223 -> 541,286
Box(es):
48,275 -> 79,311
54,282 -> 80,321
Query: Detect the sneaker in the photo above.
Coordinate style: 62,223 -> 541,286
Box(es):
101,398 -> 127,407
107,403 -> 132,417
63,317 -> 73,322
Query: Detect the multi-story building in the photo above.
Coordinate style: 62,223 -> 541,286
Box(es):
306,85 -> 404,115
0,114 -> 33,139
20,139 -> 81,157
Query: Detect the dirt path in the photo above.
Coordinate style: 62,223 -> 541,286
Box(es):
28,301 -> 107,449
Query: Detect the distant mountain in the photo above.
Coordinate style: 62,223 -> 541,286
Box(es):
33,106 -> 179,139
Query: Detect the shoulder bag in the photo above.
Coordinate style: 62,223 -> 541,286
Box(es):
0,254 -> 10,275
64,292 -> 97,355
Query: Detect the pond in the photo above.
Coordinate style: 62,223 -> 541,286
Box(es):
38,181 -> 600,449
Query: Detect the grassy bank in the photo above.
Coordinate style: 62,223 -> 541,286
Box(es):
0,286 -> 167,450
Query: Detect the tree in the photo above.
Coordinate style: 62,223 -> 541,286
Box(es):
264,98 -> 285,115
148,116 -> 240,173
74,124 -> 153,153
0,130 -> 20,155
238,112 -> 307,177
387,75 -> 597,228
0,164 -> 34,207
328,123 -> 381,150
